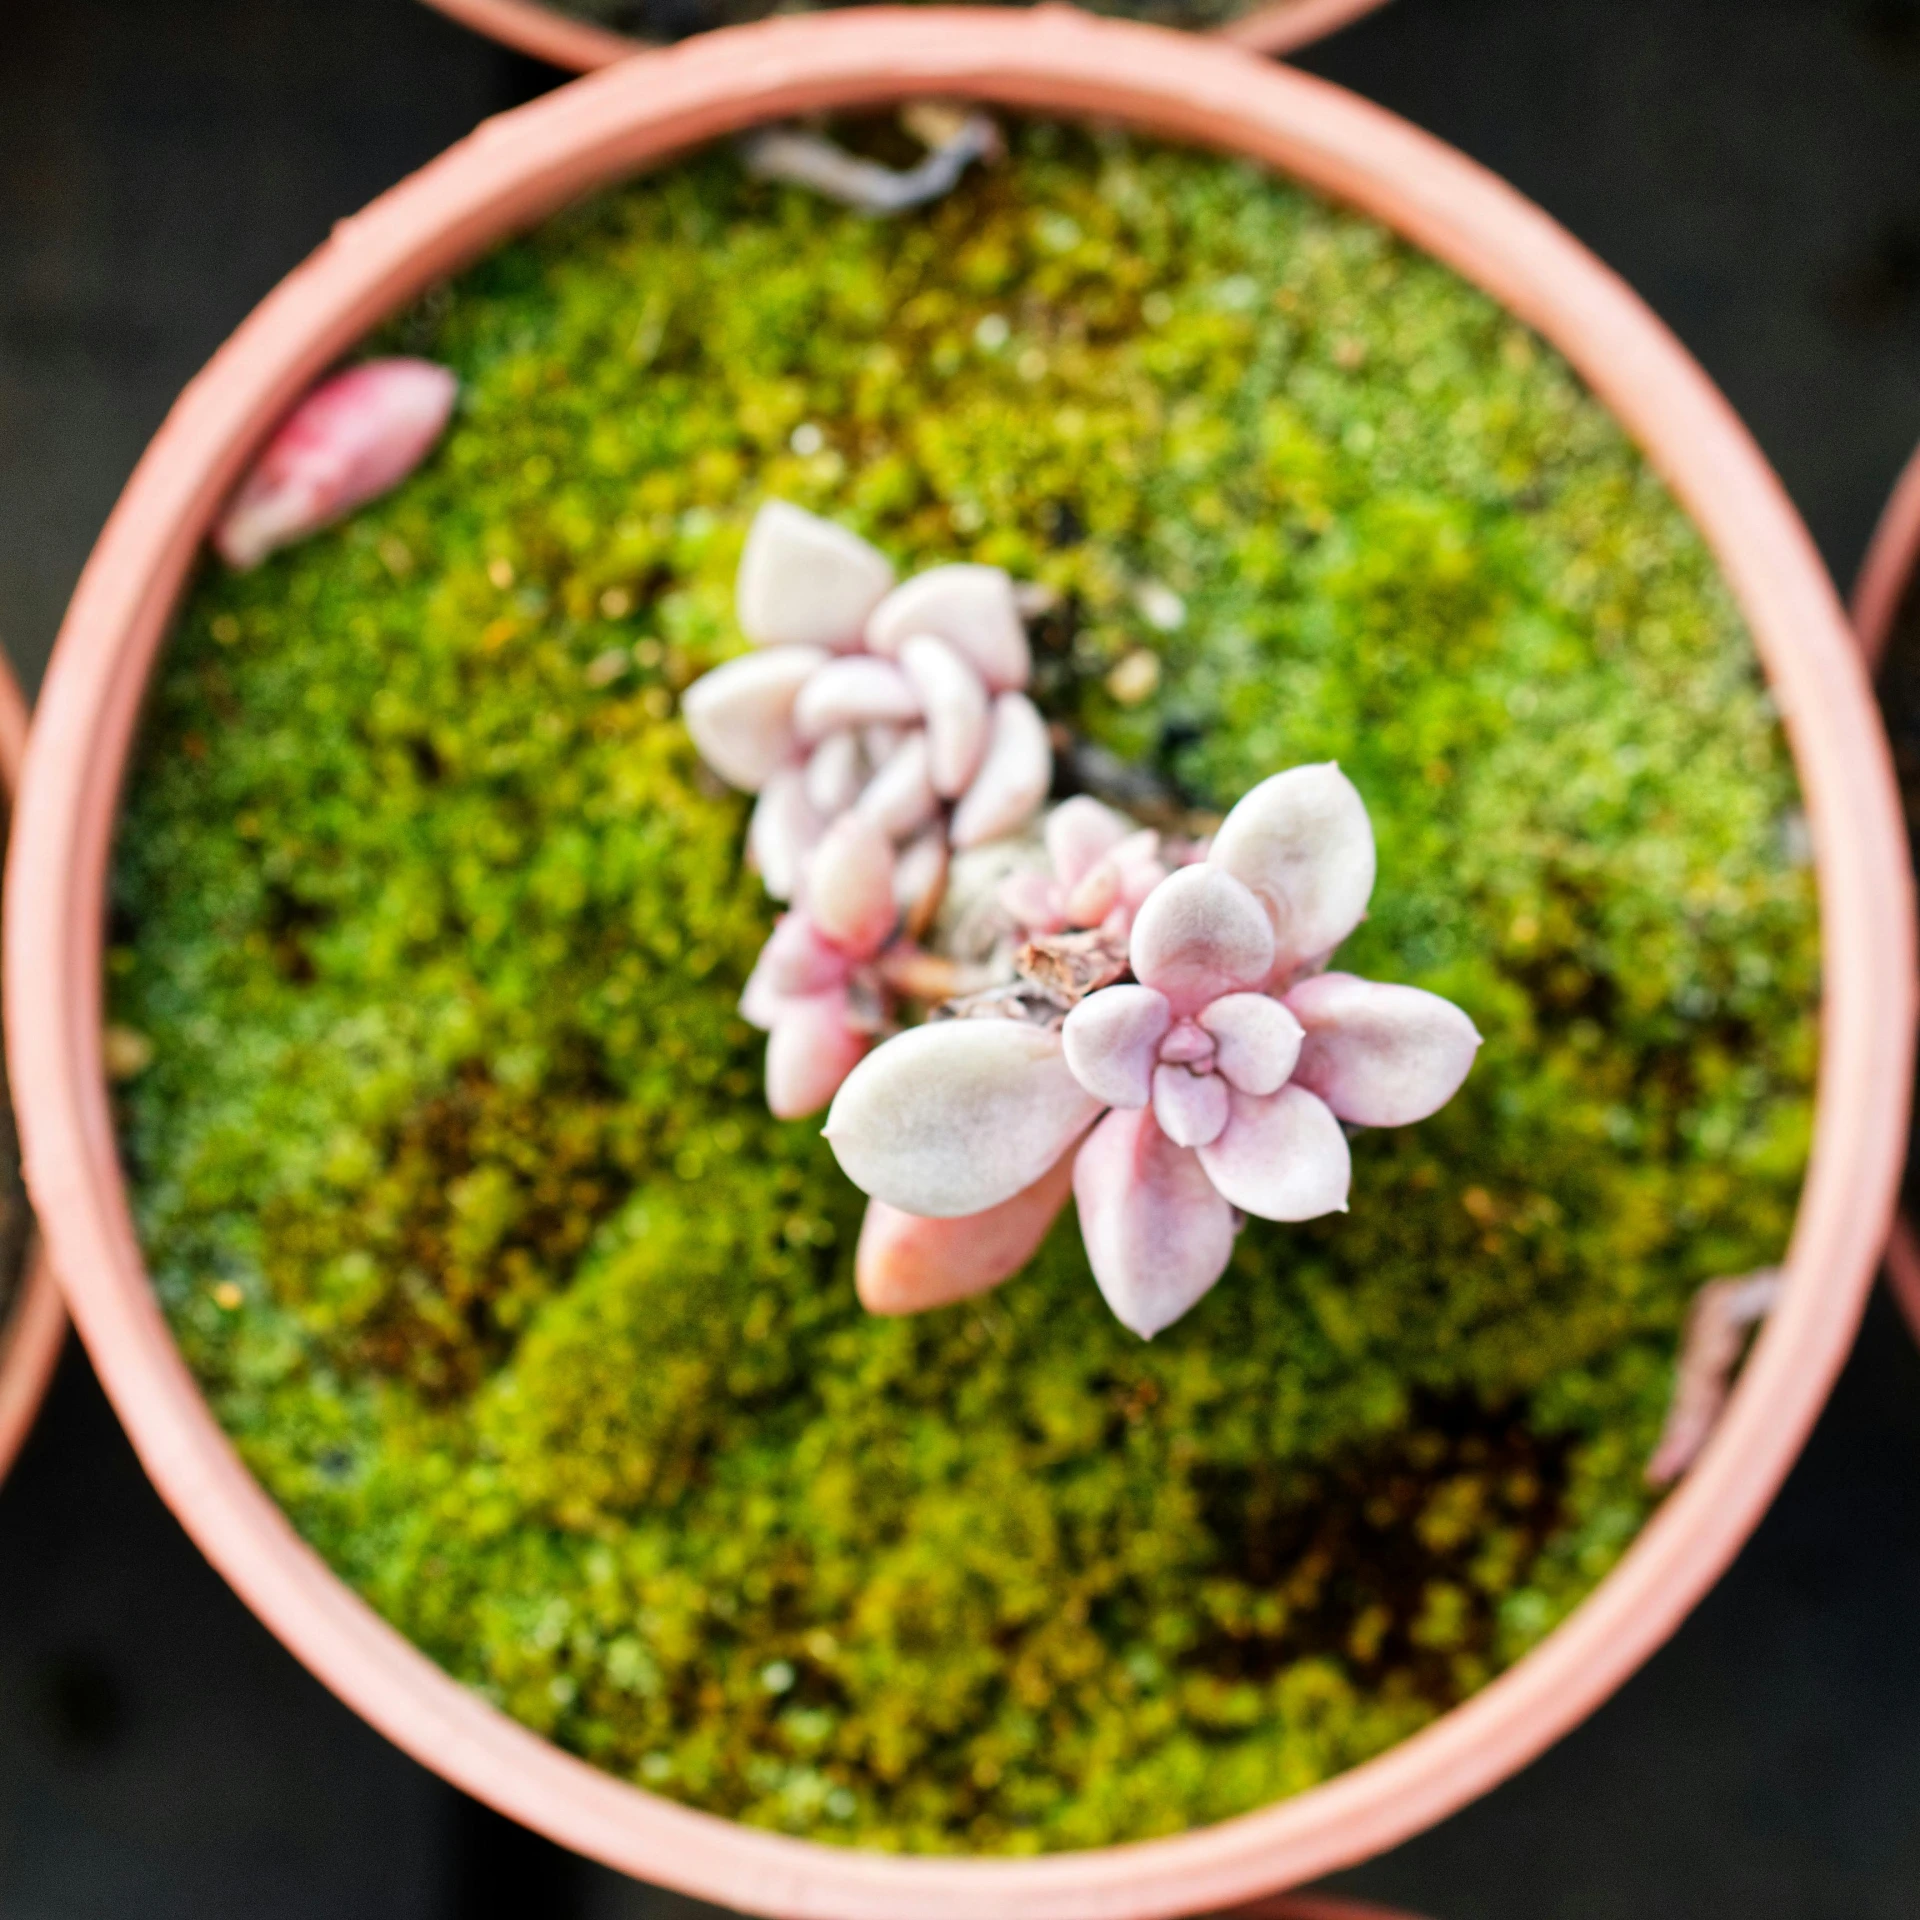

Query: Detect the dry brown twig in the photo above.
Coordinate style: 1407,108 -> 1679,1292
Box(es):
1646,1269 -> 1782,1487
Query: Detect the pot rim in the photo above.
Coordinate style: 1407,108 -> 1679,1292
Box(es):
7,13 -> 1910,1918
1850,447 -> 1920,1346
1851,435 -> 1920,670
0,651 -> 62,1489
1885,1213 -> 1920,1351
0,1244 -> 65,1486
415,0 -> 1393,67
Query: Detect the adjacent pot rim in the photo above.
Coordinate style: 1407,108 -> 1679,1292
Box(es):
0,653 -> 63,1489
1850,439 -> 1920,1347
0,1242 -> 65,1487
415,0 -> 1395,68
1850,436 -> 1920,671
7,14 -> 1910,1918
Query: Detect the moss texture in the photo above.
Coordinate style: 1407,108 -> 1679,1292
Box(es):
109,123 -> 1818,1853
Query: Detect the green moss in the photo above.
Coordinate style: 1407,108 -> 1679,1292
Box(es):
109,123 -> 1818,1852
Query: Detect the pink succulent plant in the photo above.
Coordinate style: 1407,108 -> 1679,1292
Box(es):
682,501 -> 1052,910
737,813 -> 904,1120
825,764 -> 1482,1337
214,358 -> 458,569
999,795 -> 1174,940
688,501 -> 1057,1121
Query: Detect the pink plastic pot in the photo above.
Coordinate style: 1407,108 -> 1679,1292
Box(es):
7,13 -> 1910,1917
416,0 -> 1393,67
0,654 -> 63,1489
1851,443 -> 1920,1346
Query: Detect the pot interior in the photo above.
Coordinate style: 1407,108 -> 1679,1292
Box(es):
103,108 -> 1818,1859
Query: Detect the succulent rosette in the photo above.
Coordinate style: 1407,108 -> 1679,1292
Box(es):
682,501 -> 1054,1117
682,500 -> 1051,897
826,764 -> 1482,1337
998,793 -> 1177,941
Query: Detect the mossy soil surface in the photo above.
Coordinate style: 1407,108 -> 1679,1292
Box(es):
110,123 -> 1818,1853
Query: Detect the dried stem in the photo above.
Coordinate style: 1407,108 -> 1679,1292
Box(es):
873,944 -> 992,1007
740,113 -> 1001,216
1646,1268 -> 1782,1487
1015,927 -> 1132,1003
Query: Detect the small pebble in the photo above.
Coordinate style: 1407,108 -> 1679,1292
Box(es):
103,1025 -> 154,1080
1135,582 -> 1185,633
1106,650 -> 1161,706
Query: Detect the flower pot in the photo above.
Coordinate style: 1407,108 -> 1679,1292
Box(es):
415,0 -> 1392,68
7,13 -> 1909,1917
1851,441 -> 1920,1346
1232,1900 -> 1424,1919
0,650 -> 63,1490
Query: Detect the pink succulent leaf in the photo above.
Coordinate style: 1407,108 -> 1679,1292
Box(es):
738,967 -> 785,1034
1196,1083 -> 1351,1223
865,563 -> 1031,691
793,656 -> 921,742
863,723 -> 904,767
891,828 -> 949,938
1285,972 -> 1482,1127
950,692 -> 1052,849
1114,849 -> 1172,922
999,868 -> 1065,933
747,770 -> 823,903
1111,827 -> 1166,873
854,730 -> 939,841
1198,992 -> 1305,1097
1061,982 -> 1172,1108
1152,1063 -> 1231,1149
1128,866 -> 1276,1016
757,912 -> 851,1000
899,634 -> 991,799
803,813 -> 896,957
1073,1105 -> 1239,1338
1062,862 -> 1123,930
681,646 -> 827,793
765,991 -> 871,1119
855,1148 -> 1078,1316
214,359 -> 458,570
739,913 -> 863,1033
1208,763 -> 1376,976
803,730 -> 866,818
735,500 -> 895,651
1045,796 -> 1133,892
1155,1018 -> 1215,1067
825,1020 -> 1102,1218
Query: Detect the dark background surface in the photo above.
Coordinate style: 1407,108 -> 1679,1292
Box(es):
2,1 -> 1918,1914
